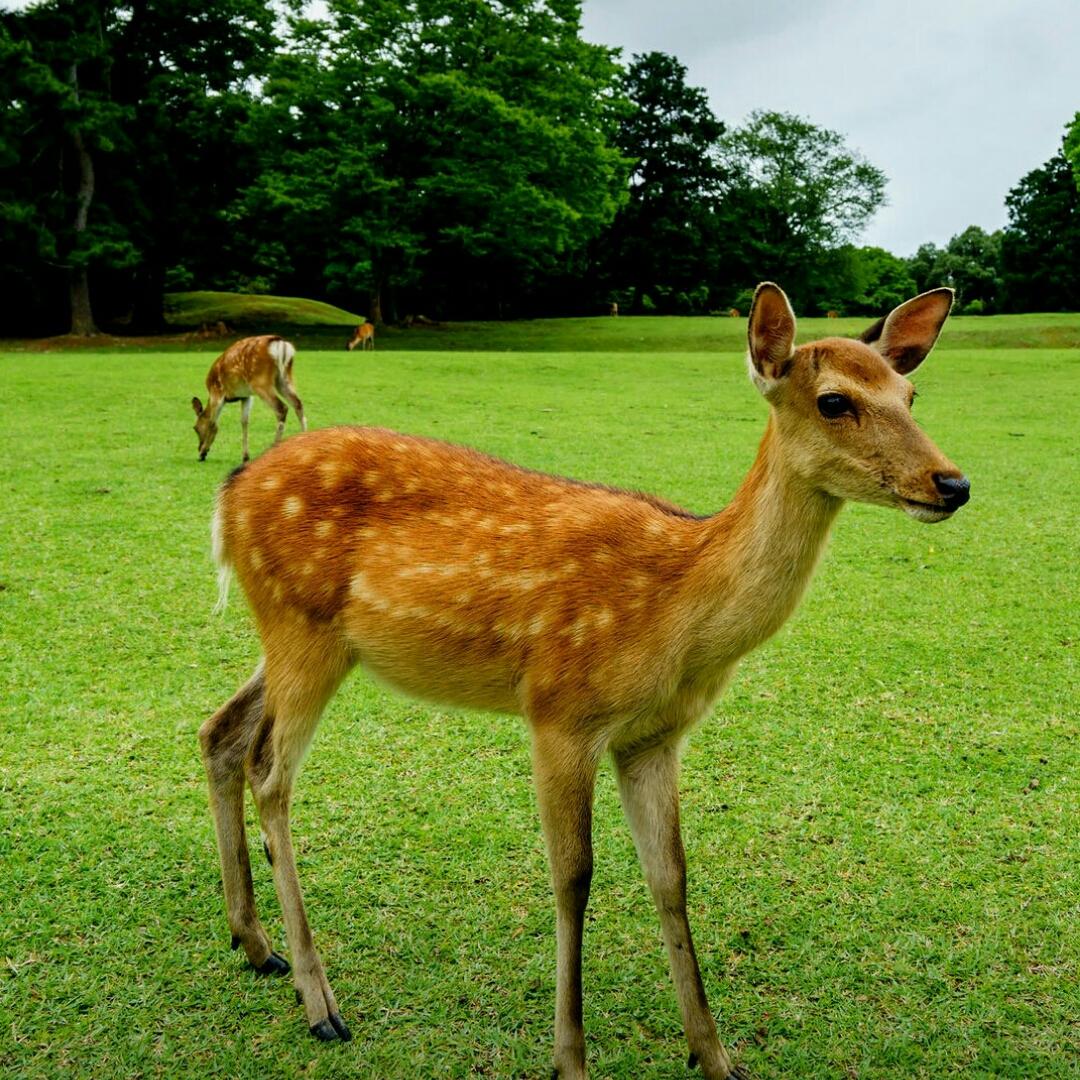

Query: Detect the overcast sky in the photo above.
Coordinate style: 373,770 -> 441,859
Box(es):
581,0 -> 1078,255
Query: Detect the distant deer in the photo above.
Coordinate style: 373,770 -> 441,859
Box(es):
199,283 -> 969,1079
346,322 -> 375,351
728,307 -> 740,317
191,335 -> 306,462
827,309 -> 839,319
608,302 -> 618,317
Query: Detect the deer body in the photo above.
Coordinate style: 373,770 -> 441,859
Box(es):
192,335 -> 306,462
200,284 -> 969,1079
346,322 -> 375,351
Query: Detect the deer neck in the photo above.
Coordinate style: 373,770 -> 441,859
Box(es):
686,414 -> 843,666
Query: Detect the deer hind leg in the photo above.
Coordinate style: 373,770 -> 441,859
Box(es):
240,397 -> 253,462
246,629 -> 353,1040
276,372 -> 307,432
254,387 -> 288,445
530,724 -> 603,1080
613,741 -> 744,1080
198,660 -> 284,973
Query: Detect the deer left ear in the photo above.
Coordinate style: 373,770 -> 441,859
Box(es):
860,288 -> 954,375
747,282 -> 796,386
192,396 -> 204,416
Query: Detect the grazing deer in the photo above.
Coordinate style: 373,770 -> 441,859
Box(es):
191,335 -> 306,462
199,283 -> 969,1079
346,322 -> 375,351
826,310 -> 839,319
728,307 -> 740,318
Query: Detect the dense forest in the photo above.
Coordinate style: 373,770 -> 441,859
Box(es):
2,0 -> 1079,335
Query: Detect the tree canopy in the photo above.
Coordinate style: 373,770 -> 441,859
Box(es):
2,1 -> 1076,334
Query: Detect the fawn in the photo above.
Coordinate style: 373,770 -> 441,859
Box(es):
346,322 -> 375,351
191,335 -> 306,462
199,283 -> 969,1079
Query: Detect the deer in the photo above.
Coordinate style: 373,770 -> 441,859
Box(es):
191,335 -> 306,463
198,283 -> 970,1079
826,310 -> 840,319
346,322 -> 375,351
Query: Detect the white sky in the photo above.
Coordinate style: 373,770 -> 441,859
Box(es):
581,0 -> 1079,255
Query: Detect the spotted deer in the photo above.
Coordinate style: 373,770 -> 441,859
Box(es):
199,283 -> 969,1079
191,335 -> 306,462
346,322 -> 375,351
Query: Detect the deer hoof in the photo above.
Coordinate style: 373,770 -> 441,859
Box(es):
310,1018 -> 340,1041
328,1013 -> 352,1041
254,952 -> 290,976
230,934 -> 240,951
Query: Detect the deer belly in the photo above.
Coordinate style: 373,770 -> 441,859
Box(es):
345,607 -> 524,713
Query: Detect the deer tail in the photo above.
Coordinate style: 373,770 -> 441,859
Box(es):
211,486 -> 233,614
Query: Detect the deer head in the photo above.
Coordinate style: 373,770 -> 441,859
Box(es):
747,282 -> 969,522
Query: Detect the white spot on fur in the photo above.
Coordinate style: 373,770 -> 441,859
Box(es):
260,475 -> 280,492
283,495 -> 302,517
314,520 -> 334,538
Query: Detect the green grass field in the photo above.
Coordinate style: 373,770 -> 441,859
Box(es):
1,317 -> 1077,1078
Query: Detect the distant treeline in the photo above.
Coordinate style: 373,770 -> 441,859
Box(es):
3,1 -> 1080,336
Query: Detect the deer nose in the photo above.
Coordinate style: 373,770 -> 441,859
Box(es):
933,473 -> 970,509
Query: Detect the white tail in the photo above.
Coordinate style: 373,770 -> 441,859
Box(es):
199,283 -> 968,1079
191,335 -> 306,462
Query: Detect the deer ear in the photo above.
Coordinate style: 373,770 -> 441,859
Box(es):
747,282 -> 796,384
192,396 -> 203,416
860,288 -> 954,375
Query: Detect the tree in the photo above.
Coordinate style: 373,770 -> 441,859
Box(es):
232,0 -> 627,321
715,111 -> 887,311
841,246 -> 917,316
595,51 -> 725,313
0,2 -> 133,335
1064,112 -> 1080,192
1000,149 -> 1080,312
0,0 -> 280,336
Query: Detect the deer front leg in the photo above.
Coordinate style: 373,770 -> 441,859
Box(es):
613,742 -> 746,1080
198,661 -> 286,975
531,726 -> 602,1080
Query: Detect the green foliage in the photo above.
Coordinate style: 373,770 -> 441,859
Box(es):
597,51 -> 725,314
1001,148 -> 1080,312
714,111 -> 887,311
1064,112 -> 1080,191
907,227 -> 1003,313
841,246 -> 918,316
1,332 -> 1078,1077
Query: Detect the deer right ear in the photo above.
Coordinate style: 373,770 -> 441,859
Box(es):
747,282 -> 796,387
192,397 -> 203,416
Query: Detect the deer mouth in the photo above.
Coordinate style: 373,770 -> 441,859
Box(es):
900,497 -> 953,523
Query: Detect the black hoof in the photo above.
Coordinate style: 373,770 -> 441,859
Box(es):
310,1018 -> 339,1041
329,1012 -> 352,1041
255,952 -> 290,976
688,1053 -> 698,1069
230,934 -> 240,951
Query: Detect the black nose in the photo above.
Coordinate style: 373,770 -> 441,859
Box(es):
933,473 -> 970,509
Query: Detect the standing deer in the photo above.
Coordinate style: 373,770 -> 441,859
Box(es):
191,335 -> 306,462
199,283 -> 969,1079
346,322 -> 375,351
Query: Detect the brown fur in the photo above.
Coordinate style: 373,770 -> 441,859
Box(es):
346,323 -> 375,351
199,283 -> 967,1079
192,335 -> 306,462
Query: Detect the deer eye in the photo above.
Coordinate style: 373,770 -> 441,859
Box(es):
817,392 -> 853,419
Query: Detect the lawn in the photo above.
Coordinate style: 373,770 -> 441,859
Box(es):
0,322 -> 1077,1078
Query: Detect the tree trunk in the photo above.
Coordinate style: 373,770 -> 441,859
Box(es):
369,280 -> 384,327
68,63 -> 99,337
